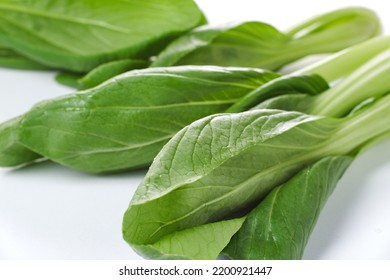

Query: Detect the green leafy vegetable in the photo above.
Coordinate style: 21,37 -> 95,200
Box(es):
0,0 -> 206,72
215,47 -> 390,258
122,93 -> 390,259
52,7 -> 384,89
226,74 -> 329,113
222,156 -> 353,260
151,7 -> 381,69
2,33 -> 390,172
0,66 -> 278,172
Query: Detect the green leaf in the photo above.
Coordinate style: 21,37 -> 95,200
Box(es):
78,59 -> 151,89
151,7 -> 381,70
0,44 -> 49,70
223,156 -> 353,260
0,0 -> 206,72
55,71 -> 83,88
253,93 -> 310,112
131,217 -> 245,260
123,95 -> 390,258
0,116 -> 41,166
123,110 -> 338,246
227,74 -> 329,113
151,21 -> 288,68
0,66 -> 278,172
56,59 -> 151,90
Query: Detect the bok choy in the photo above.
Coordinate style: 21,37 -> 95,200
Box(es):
59,7 -> 382,89
0,66 -> 278,172
1,36 -> 390,173
123,93 -> 390,259
151,7 -> 381,69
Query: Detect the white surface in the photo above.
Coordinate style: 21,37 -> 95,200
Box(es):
1,0 -> 390,260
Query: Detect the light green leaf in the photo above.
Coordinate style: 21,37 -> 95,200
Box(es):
0,0 -> 206,72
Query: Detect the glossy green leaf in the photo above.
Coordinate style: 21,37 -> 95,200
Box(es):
151,7 -> 381,70
0,0 -> 206,72
223,156 -> 353,260
123,94 -> 390,259
0,66 -> 278,172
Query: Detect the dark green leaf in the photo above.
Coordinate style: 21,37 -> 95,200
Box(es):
223,156 -> 353,260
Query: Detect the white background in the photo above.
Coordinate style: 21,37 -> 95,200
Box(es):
1,0 -> 390,260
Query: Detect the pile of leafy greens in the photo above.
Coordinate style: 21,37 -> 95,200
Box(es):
1,0 -> 390,260
0,2 -> 382,88
63,6 -> 383,89
1,35 -> 390,173
122,49 -> 390,259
